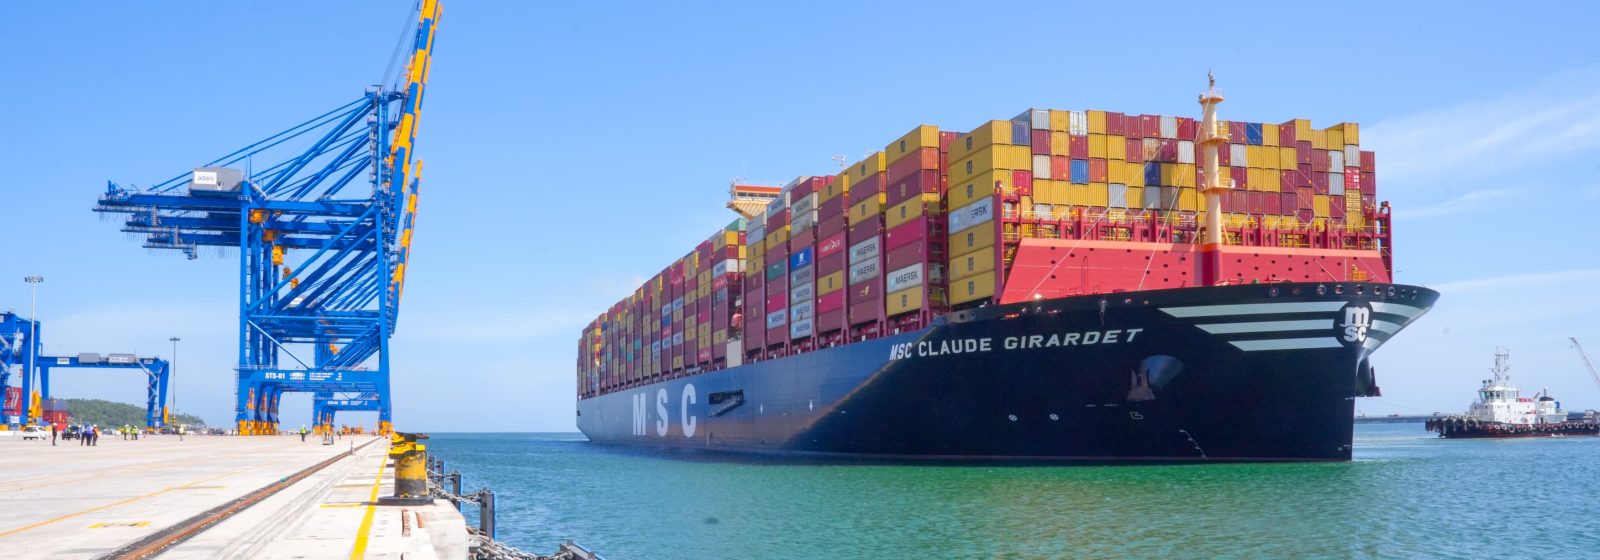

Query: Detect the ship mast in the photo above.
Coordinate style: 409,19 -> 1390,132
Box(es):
1197,72 -> 1234,284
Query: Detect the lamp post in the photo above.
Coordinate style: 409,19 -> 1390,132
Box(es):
23,276 -> 43,424
169,337 -> 180,422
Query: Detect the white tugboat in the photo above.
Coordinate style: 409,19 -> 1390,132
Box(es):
1427,349 -> 1598,438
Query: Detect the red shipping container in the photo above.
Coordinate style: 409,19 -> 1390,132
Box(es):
849,276 -> 882,304
1069,135 -> 1088,157
1217,144 -> 1232,166
1360,171 -> 1376,195
817,252 -> 845,276
1310,150 -> 1329,173
790,176 -> 829,198
1330,202 -> 1346,219
1297,163 -> 1314,183
1296,187 -> 1315,209
1011,170 -> 1033,196
816,231 -> 846,258
1230,190 -> 1248,213
697,304 -> 710,323
816,309 -> 845,334
885,170 -> 941,208
791,228 -> 816,249
1089,159 -> 1108,183
1158,139 -> 1178,162
886,148 -> 940,184
940,131 -> 960,152
885,238 -> 928,271
765,245 -> 786,264
1031,129 -> 1050,155
1230,166 -> 1247,190
818,212 -> 846,239
819,195 -> 846,219
884,217 -> 928,251
849,299 -> 883,326
1140,115 -> 1161,137
1312,172 -> 1329,195
1106,112 -> 1126,136
1051,155 -> 1070,179
1296,141 -> 1313,165
849,173 -> 886,205
1280,193 -> 1297,215
1228,121 -> 1247,143
1125,138 -> 1144,163
1247,192 -> 1265,214
848,220 -> 882,244
765,291 -> 788,311
1362,194 -> 1376,214
1278,121 -> 1297,144
1360,151 -> 1376,173
817,290 -> 845,313
1178,117 -> 1196,140
1345,169 -> 1360,195
712,273 -> 729,291
697,347 -> 712,363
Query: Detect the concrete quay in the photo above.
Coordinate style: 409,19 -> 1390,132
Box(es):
0,433 -> 467,559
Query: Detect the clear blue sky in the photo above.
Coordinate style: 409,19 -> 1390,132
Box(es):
3,1 -> 1598,431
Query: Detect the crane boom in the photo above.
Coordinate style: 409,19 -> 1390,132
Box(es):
1572,337 -> 1600,390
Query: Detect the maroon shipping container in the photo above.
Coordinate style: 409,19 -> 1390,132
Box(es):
1330,201 -> 1346,219
1158,139 -> 1178,163
849,173 -> 886,205
1031,129 -> 1050,155
1360,150 -> 1376,173
697,347 -> 712,364
816,308 -> 845,334
1125,138 -> 1144,163
1228,121 -> 1247,143
885,238 -> 928,271
1296,187 -> 1316,209
791,227 -> 816,249
817,212 -> 846,239
849,299 -> 883,326
848,220 -> 882,244
1360,171 -> 1376,195
1280,192 -> 1297,215
1140,115 -> 1160,137
886,148 -> 940,184
1177,117 -> 1196,140
1296,141 -> 1313,165
819,195 -> 846,219
767,208 -> 790,229
817,252 -> 845,276
789,176 -> 829,198
1230,166 -> 1247,190
1278,121 -> 1297,144
817,290 -> 845,313
886,170 -> 942,208
1011,169 -> 1032,197
1217,144 -> 1232,166
1069,135 -> 1088,157
849,276 -> 883,304
884,217 -> 928,251
1311,150 -> 1329,173
1311,172 -> 1329,195
764,246 -> 786,266
1106,112 -> 1127,136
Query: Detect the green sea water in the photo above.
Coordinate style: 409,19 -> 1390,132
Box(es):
425,425 -> 1600,559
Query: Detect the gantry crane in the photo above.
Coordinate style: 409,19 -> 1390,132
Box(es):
0,312 -> 172,429
94,1 -> 440,435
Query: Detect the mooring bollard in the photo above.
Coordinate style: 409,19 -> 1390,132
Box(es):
478,488 -> 496,540
448,471 -> 463,511
384,432 -> 432,504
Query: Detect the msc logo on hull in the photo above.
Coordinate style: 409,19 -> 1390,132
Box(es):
1339,304 -> 1371,344
631,384 -> 698,438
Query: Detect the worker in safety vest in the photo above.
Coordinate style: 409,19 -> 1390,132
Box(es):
299,425 -> 308,442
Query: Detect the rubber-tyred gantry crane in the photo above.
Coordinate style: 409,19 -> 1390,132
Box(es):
94,1 -> 440,435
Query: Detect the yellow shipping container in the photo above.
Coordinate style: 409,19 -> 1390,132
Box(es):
1289,119 -> 1312,142
1178,187 -> 1200,211
1311,130 -> 1329,151
949,247 -> 996,282
1034,180 -> 1070,205
848,151 -> 887,184
713,330 -> 727,345
1313,194 -> 1330,217
949,270 -> 996,305
1279,146 -> 1297,169
1087,110 -> 1107,134
886,195 -> 940,230
1338,122 -> 1360,145
848,192 -> 886,227
948,144 -> 1029,186
1326,127 -> 1344,149
950,224 -> 996,256
1072,183 -> 1110,207
1107,135 -> 1126,160
1262,124 -> 1280,147
819,172 -> 850,202
767,224 -> 789,246
1176,164 -> 1196,187
1125,162 -> 1145,188
1107,159 -> 1125,184
1125,186 -> 1142,209
698,323 -> 711,340
1088,134 -> 1108,159
886,287 -> 925,317
1049,109 -> 1071,132
698,270 -> 711,286
948,170 -> 1016,210
817,270 -> 845,295
1050,131 -> 1071,157
949,120 -> 1014,162
887,125 -> 940,164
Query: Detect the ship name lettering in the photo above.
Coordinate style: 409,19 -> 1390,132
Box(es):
1001,328 -> 1144,350
655,389 -> 669,437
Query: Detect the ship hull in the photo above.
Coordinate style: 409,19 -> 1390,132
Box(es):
577,282 -> 1437,462
1426,419 -> 1600,439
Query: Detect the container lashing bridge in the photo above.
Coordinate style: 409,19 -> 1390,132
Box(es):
93,1 -> 440,435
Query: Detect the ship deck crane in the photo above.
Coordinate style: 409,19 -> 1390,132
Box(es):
1571,337 -> 1600,391
93,1 -> 441,435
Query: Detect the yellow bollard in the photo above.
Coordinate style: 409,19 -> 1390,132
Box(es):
384,432 -> 431,505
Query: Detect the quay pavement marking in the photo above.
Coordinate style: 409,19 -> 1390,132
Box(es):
348,446 -> 389,559
0,468 -> 247,538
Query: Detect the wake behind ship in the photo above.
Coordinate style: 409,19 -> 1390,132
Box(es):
575,77 -> 1436,462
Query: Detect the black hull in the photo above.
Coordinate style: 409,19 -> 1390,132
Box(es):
577,282 -> 1437,462
1426,418 -> 1600,439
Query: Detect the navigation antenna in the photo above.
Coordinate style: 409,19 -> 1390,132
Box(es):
1570,338 -> 1600,391
1196,71 -> 1235,285
1487,347 -> 1512,386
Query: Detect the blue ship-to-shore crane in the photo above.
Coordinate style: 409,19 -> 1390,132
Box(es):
94,1 -> 440,435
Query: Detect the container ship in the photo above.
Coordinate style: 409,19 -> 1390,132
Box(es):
1425,350 -> 1600,438
576,77 -> 1438,462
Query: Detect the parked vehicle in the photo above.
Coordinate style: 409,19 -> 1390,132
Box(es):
21,425 -> 44,441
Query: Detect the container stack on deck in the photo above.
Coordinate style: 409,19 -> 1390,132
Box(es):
579,107 -> 1387,397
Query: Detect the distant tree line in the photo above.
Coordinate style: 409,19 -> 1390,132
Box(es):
62,398 -> 208,428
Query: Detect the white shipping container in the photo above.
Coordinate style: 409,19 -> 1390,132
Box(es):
1108,184 -> 1128,209
1329,150 -> 1344,170
792,210 -> 818,231
1330,173 -> 1345,196
766,310 -> 787,329
1032,154 -> 1052,179
747,226 -> 766,246
1178,141 -> 1196,164
1159,116 -> 1178,139
789,318 -> 814,339
1344,145 -> 1361,172
948,196 -> 995,234
790,282 -> 814,302
848,259 -> 880,285
790,192 -> 817,215
886,263 -> 924,293
711,260 -> 730,277
1229,144 -> 1247,167
1069,111 -> 1088,135
848,236 -> 881,265
672,332 -> 684,346
1142,185 -> 1164,209
1022,108 -> 1050,130
790,300 -> 815,322
789,266 -> 814,286
1032,204 -> 1054,220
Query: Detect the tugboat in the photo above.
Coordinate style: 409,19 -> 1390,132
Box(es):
1426,349 -> 1599,438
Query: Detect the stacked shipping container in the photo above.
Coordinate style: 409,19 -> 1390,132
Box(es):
580,109 -> 1384,397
